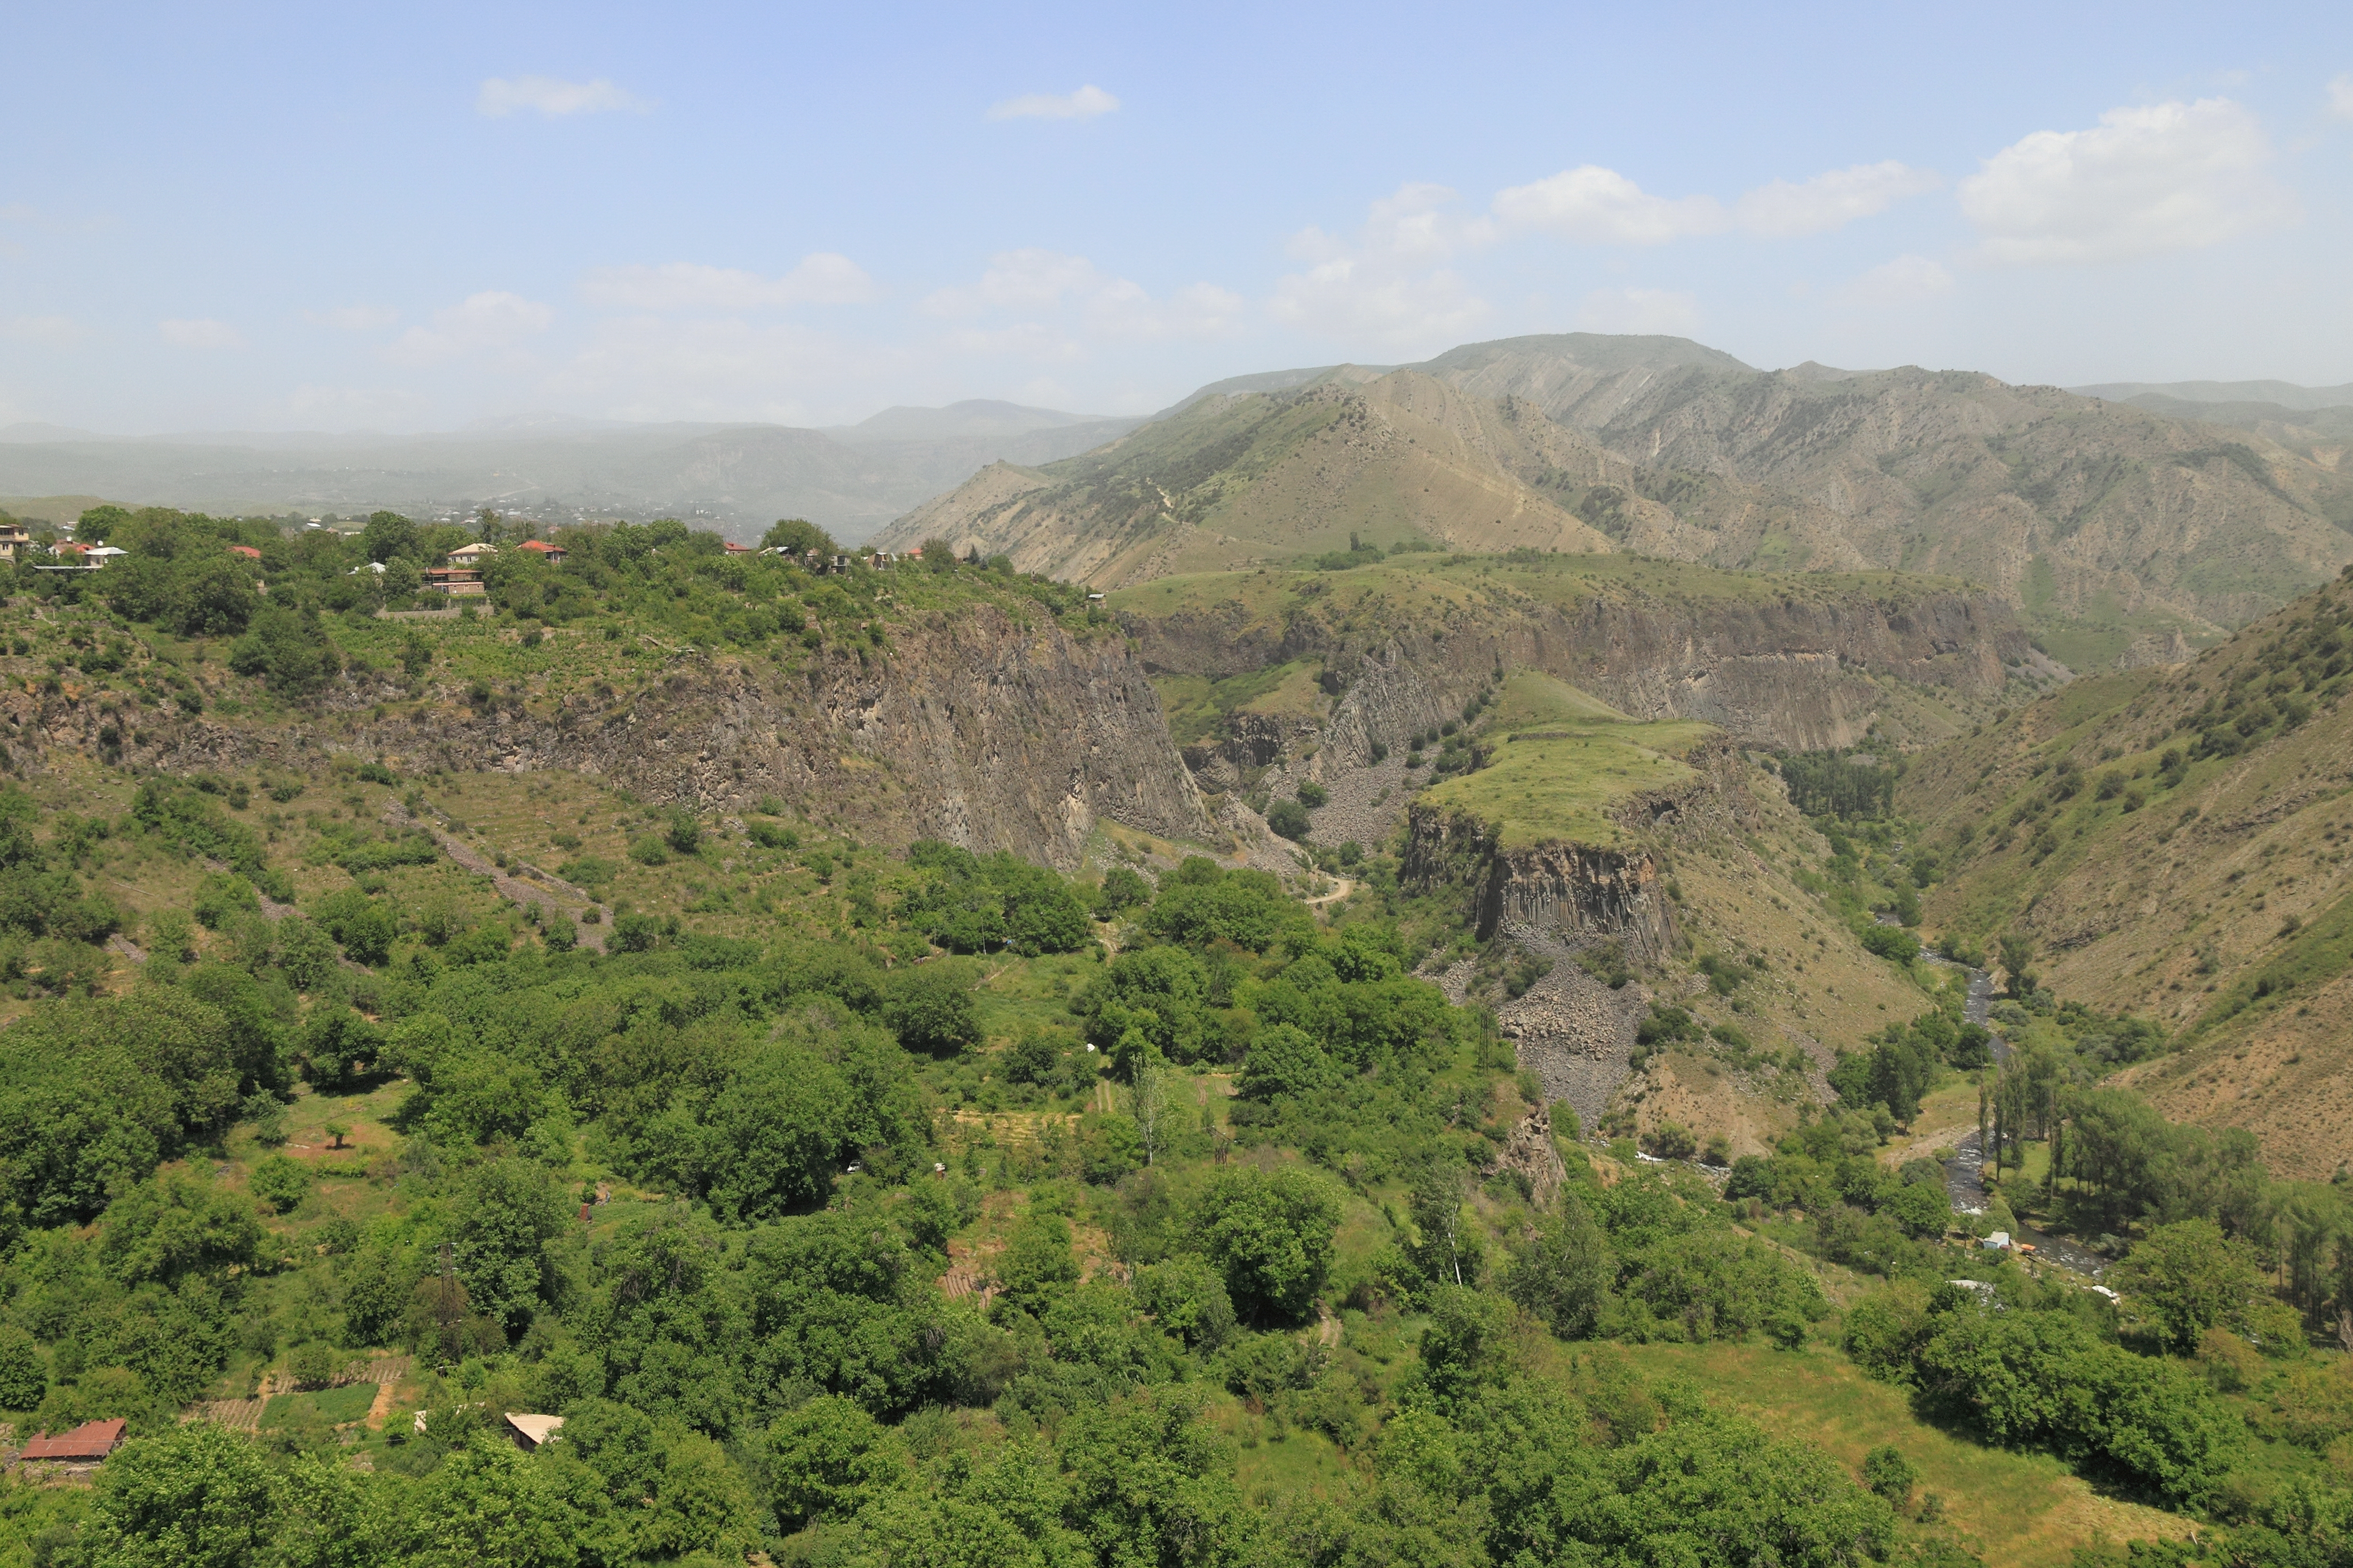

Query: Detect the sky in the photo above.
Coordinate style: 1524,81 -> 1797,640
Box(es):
4,1 -> 2351,433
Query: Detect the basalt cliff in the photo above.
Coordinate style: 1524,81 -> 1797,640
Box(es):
4,603 -> 1214,872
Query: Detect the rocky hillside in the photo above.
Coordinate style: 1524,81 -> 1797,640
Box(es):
1393,680 -> 1930,1151
1413,338 -> 2353,668
890,333 -> 2353,672
1899,568 -> 2353,1175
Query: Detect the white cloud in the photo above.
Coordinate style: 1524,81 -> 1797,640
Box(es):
0,315 -> 79,345
987,85 -> 1119,121
1734,162 -> 1943,237
1959,98 -> 2293,265
1270,258 -> 1487,352
579,255 -> 878,311
1269,185 -> 1492,353
385,291 -> 552,367
303,305 -> 399,331
1493,160 -> 1937,244
922,250 -> 1106,316
477,76 -> 651,118
1084,279 -> 1246,341
2329,74 -> 2353,119
1836,255 -> 1955,307
159,317 -> 243,349
1573,288 -> 1701,336
1494,166 -> 1726,244
917,251 -> 1237,350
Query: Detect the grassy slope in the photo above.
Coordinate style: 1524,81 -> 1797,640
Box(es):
1417,673 -> 1712,853
1617,1342 -> 2194,1566
1901,575 -> 2353,1175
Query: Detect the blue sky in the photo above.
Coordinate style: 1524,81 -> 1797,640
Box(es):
4,1 -> 2351,432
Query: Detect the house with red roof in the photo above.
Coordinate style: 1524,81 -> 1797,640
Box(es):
20,1418 -> 126,1462
227,545 -> 262,561
516,539 -> 568,564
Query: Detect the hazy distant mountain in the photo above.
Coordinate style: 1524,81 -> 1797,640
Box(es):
2071,379 -> 2353,412
832,399 -> 1136,445
0,401 -> 1144,542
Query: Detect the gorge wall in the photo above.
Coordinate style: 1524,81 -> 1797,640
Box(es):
1135,585 -> 2031,763
6,604 -> 1213,871
1405,738 -> 1766,1133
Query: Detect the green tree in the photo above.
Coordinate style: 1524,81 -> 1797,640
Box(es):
1884,1176 -> 1953,1240
448,1158 -> 568,1335
1236,1023 -> 1338,1102
165,553 -> 263,636
996,1209 -> 1081,1310
1094,866 -> 1151,918
2113,1219 -> 2269,1354
361,509 -> 418,563
754,1394 -> 907,1529
760,518 -> 838,556
1861,1444 -> 1916,1507
394,1436 -> 584,1568
1505,1200 -> 1611,1339
883,962 -> 980,1056
1191,1165 -> 1341,1324
1998,932 -> 2037,998
83,1423 -> 279,1568
1058,1390 -> 1255,1568
1266,799 -> 1311,841
1418,1284 -> 1517,1410
0,1325 -> 46,1409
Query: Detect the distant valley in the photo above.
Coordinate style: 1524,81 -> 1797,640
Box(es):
0,399 -> 1142,539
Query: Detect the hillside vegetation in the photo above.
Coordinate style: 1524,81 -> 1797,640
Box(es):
1900,566 -> 2353,1176
11,502 -> 2353,1566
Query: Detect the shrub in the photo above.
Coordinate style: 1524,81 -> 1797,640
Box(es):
250,1153 -> 312,1215
286,1342 -> 338,1390
1296,781 -> 1329,809
1860,1445 -> 1916,1506
1266,799 -> 1311,841
0,1327 -> 46,1410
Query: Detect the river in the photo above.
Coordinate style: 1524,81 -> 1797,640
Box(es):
1927,955 -> 2108,1278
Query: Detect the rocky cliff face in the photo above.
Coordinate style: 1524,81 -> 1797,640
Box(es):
1132,584 -> 2030,766
12,604 -> 1213,871
1403,738 -> 1753,956
1405,738 -> 1763,1132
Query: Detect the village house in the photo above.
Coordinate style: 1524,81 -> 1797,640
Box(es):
505,1413 -> 565,1451
423,567 -> 487,597
516,539 -> 568,564
0,523 -> 31,562
19,1417 -> 127,1469
447,542 -> 497,565
227,544 -> 262,561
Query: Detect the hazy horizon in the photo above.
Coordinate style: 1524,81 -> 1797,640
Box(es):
6,3 -> 2352,435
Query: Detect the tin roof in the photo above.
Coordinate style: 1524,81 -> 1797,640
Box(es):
21,1418 -> 126,1460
